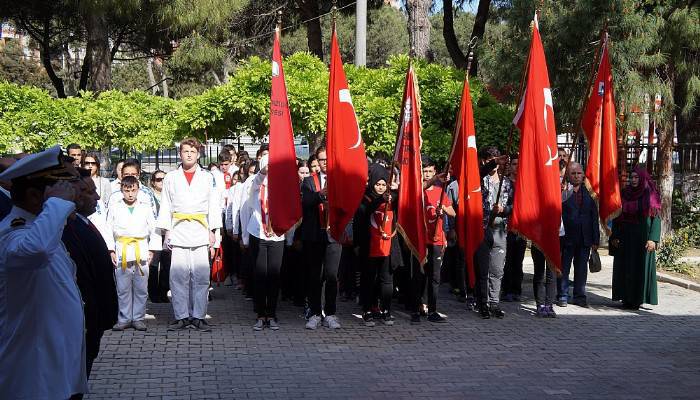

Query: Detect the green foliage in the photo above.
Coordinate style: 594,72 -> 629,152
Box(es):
0,53 -> 513,162
657,224 -> 700,272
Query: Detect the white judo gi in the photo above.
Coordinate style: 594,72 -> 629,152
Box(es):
107,199 -> 161,324
157,167 -> 221,320
0,198 -> 88,399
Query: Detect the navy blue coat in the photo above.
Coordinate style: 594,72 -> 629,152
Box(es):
562,185 -> 600,248
0,190 -> 11,220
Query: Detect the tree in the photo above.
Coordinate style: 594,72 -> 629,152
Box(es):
407,0 -> 433,60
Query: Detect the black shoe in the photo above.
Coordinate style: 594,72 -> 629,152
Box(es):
556,299 -> 568,307
466,297 -> 477,311
167,319 -> 189,331
362,312 -> 375,327
479,306 -> 491,319
410,313 -> 421,324
382,312 -> 395,326
191,318 -> 212,332
489,305 -> 505,319
427,312 -> 447,323
573,299 -> 589,308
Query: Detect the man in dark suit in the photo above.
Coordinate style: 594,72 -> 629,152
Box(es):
559,162 -> 600,308
301,146 -> 342,330
62,170 -> 118,378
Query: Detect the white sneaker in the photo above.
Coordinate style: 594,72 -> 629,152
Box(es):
324,315 -> 341,329
305,315 -> 322,330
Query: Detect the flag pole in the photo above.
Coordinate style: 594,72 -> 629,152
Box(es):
432,40 -> 477,241
488,17 -> 535,227
383,47 -> 415,236
569,23 -> 608,164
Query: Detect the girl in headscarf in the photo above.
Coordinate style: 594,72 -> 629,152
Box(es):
353,163 -> 398,326
610,167 -> 662,309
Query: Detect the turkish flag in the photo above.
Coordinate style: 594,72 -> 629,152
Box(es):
510,17 -> 562,272
268,28 -> 302,235
326,29 -> 368,241
394,65 -> 427,264
450,77 -> 483,287
581,36 -> 621,226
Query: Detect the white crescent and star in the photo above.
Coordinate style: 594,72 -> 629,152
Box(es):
338,89 -> 362,149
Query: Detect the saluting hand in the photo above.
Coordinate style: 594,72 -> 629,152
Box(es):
44,180 -> 76,202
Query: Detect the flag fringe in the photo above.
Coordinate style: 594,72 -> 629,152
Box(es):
397,223 -> 427,267
508,226 -> 562,277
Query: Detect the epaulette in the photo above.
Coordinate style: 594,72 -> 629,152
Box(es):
10,217 -> 26,228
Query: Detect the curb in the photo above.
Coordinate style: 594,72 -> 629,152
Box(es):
657,271 -> 700,293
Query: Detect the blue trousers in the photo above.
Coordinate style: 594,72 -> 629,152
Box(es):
558,243 -> 591,302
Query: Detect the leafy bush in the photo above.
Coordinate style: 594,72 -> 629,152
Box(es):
0,52 -> 514,161
657,224 -> 700,272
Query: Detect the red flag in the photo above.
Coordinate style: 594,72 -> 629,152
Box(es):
581,35 -> 622,226
449,77 -> 483,287
510,16 -> 562,271
326,29 -> 368,241
268,27 -> 302,235
394,65 -> 427,264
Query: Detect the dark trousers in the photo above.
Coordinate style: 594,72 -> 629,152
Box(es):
502,232 -> 526,296
559,242 -> 591,301
532,247 -> 556,306
148,241 -> 171,302
360,256 -> 393,313
476,227 -> 507,306
250,236 -> 284,319
304,239 -> 342,316
339,245 -> 358,297
85,328 -> 103,378
241,244 -> 254,297
411,245 -> 443,313
221,230 -> 236,277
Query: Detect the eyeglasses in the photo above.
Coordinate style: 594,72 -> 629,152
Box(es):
154,177 -> 164,182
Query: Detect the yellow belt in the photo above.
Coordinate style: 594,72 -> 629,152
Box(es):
117,236 -> 146,276
172,212 -> 208,230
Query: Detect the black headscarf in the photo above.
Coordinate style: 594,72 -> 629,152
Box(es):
366,163 -> 390,200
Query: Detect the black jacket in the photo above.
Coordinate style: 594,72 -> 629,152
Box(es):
300,174 -> 327,242
62,217 -> 118,333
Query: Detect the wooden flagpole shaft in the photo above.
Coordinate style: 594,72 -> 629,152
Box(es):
489,21 -> 534,227
432,40 -> 477,241
570,24 -> 607,164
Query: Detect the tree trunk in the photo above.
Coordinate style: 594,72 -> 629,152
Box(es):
468,0 -> 491,77
85,10 -> 112,92
38,19 -> 66,98
298,0 -> 323,60
442,0 -> 466,69
146,57 -> 158,95
656,118 -> 674,236
407,0 -> 432,60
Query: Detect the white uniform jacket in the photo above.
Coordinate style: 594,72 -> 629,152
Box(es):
107,200 -> 162,264
0,198 -> 88,399
156,166 -> 222,247
107,185 -> 158,219
240,173 -> 286,246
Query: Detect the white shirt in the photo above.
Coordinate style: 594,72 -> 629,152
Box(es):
240,173 -> 285,245
156,166 -> 222,247
225,183 -> 243,234
0,198 -> 88,399
87,200 -> 112,247
93,175 -> 112,207
107,200 -> 161,263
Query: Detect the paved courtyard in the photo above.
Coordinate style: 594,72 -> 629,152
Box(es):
87,255 -> 700,399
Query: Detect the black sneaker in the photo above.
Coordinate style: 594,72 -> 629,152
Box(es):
410,312 -> 421,324
479,305 -> 491,319
167,319 -> 189,331
489,305 -> 505,319
382,312 -> 395,326
573,299 -> 589,308
362,312 -> 375,327
466,297 -> 477,311
192,318 -> 212,332
427,312 -> 447,323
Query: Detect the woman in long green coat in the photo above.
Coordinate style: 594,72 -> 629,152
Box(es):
610,167 -> 661,309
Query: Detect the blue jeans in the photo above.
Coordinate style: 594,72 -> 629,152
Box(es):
558,243 -> 591,302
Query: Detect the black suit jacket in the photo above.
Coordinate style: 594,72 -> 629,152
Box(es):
562,186 -> 600,248
0,190 -> 11,220
62,217 -> 118,333
300,174 -> 327,242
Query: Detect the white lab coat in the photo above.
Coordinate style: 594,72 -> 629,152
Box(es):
156,167 -> 222,247
0,198 -> 88,399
